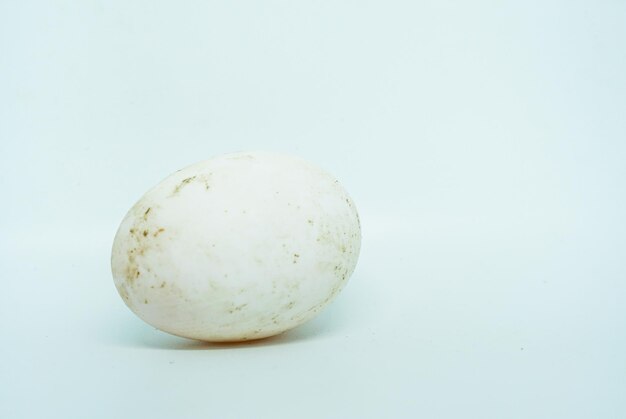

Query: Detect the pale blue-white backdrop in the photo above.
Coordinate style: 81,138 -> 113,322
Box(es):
1,1 -> 625,418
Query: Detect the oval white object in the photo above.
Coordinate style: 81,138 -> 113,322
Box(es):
111,151 -> 361,342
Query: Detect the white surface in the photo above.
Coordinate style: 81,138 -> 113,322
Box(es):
111,152 -> 361,341
1,1 -> 625,418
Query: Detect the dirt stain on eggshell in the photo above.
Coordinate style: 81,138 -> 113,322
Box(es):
171,173 -> 212,196
172,176 -> 197,195
122,206 -> 169,293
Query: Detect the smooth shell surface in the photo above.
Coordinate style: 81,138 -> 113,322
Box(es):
111,152 -> 361,341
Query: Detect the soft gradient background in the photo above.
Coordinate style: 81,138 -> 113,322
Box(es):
1,1 -> 625,418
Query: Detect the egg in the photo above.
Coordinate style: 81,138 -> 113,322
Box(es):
111,151 -> 361,342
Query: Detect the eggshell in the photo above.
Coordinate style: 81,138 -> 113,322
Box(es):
111,151 -> 361,341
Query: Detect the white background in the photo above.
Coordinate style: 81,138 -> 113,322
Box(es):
1,1 -> 625,418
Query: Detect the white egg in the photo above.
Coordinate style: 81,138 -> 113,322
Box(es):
111,151 -> 361,342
